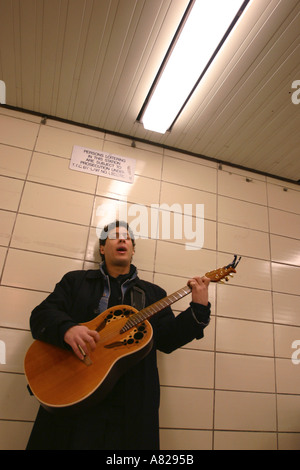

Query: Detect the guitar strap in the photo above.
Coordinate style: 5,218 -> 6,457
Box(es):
130,285 -> 146,311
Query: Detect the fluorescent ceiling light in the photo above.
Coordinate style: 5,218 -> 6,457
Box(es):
140,0 -> 250,134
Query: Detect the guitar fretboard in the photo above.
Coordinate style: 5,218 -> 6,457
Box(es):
119,259 -> 240,334
120,285 -> 192,333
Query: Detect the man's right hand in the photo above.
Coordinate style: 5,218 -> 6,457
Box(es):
64,325 -> 100,360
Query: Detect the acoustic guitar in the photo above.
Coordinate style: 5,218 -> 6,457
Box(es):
24,255 -> 241,415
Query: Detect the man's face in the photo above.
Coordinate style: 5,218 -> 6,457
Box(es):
100,227 -> 135,268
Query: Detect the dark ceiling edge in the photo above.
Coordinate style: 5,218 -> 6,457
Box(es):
1,104 -> 299,187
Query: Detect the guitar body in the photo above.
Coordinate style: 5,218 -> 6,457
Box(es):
24,305 -> 153,415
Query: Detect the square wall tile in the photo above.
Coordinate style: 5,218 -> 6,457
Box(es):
181,315 -> 215,352
218,170 -> 267,205
0,144 -> 32,179
276,358 -> 300,394
0,176 -> 24,211
35,125 -> 104,159
217,284 -> 273,322
271,235 -> 300,266
0,286 -> 47,330
269,208 -> 300,239
92,196 -> 128,229
277,395 -> 300,432
96,174 -> 161,207
278,433 -> 300,450
28,152 -> 97,194
155,241 -> 217,278
216,317 -> 274,357
217,252 -> 271,291
0,373 -> 39,421
214,391 -> 277,431
0,420 -> 34,450
214,431 -> 277,450
131,238 -> 156,273
11,214 -> 89,259
0,115 -> 39,149
19,182 -> 94,225
160,387 -> 213,429
215,353 -> 275,393
273,292 -> 300,327
158,349 -> 214,389
162,156 -> 217,193
160,181 -> 217,222
0,328 -> 33,373
267,183 -> 300,214
2,249 -> 83,292
218,223 -> 270,260
155,211 -> 215,251
160,429 -> 213,450
272,262 -> 300,296
274,324 -> 300,359
218,196 -> 269,232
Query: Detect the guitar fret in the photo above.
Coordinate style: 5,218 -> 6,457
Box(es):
121,285 -> 193,333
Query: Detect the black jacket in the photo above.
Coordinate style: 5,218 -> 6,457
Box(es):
26,268 -> 210,450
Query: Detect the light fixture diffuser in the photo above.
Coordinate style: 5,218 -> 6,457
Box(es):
140,0 -> 250,133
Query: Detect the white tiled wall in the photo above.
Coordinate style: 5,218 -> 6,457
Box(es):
0,108 -> 299,450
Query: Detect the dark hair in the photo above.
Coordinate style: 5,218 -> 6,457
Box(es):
99,220 -> 135,261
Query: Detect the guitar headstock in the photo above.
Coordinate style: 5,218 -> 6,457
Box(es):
206,255 -> 241,283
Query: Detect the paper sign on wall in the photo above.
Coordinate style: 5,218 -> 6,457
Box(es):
70,145 -> 136,183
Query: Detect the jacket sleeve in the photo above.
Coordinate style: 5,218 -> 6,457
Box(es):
29,271 -> 81,348
145,283 -> 211,354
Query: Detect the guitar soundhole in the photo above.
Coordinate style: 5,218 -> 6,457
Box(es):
114,310 -> 123,317
105,308 -> 133,324
122,323 -> 147,346
134,332 -> 144,340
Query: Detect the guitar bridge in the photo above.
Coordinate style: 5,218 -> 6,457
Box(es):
77,344 -> 92,366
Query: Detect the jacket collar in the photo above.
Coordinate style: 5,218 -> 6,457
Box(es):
99,262 -> 138,282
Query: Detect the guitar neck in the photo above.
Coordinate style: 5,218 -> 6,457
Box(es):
121,285 -> 192,332
120,255 -> 241,334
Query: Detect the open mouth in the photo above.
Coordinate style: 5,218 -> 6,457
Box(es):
116,246 -> 127,253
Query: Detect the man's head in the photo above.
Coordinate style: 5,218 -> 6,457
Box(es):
99,221 -> 135,268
